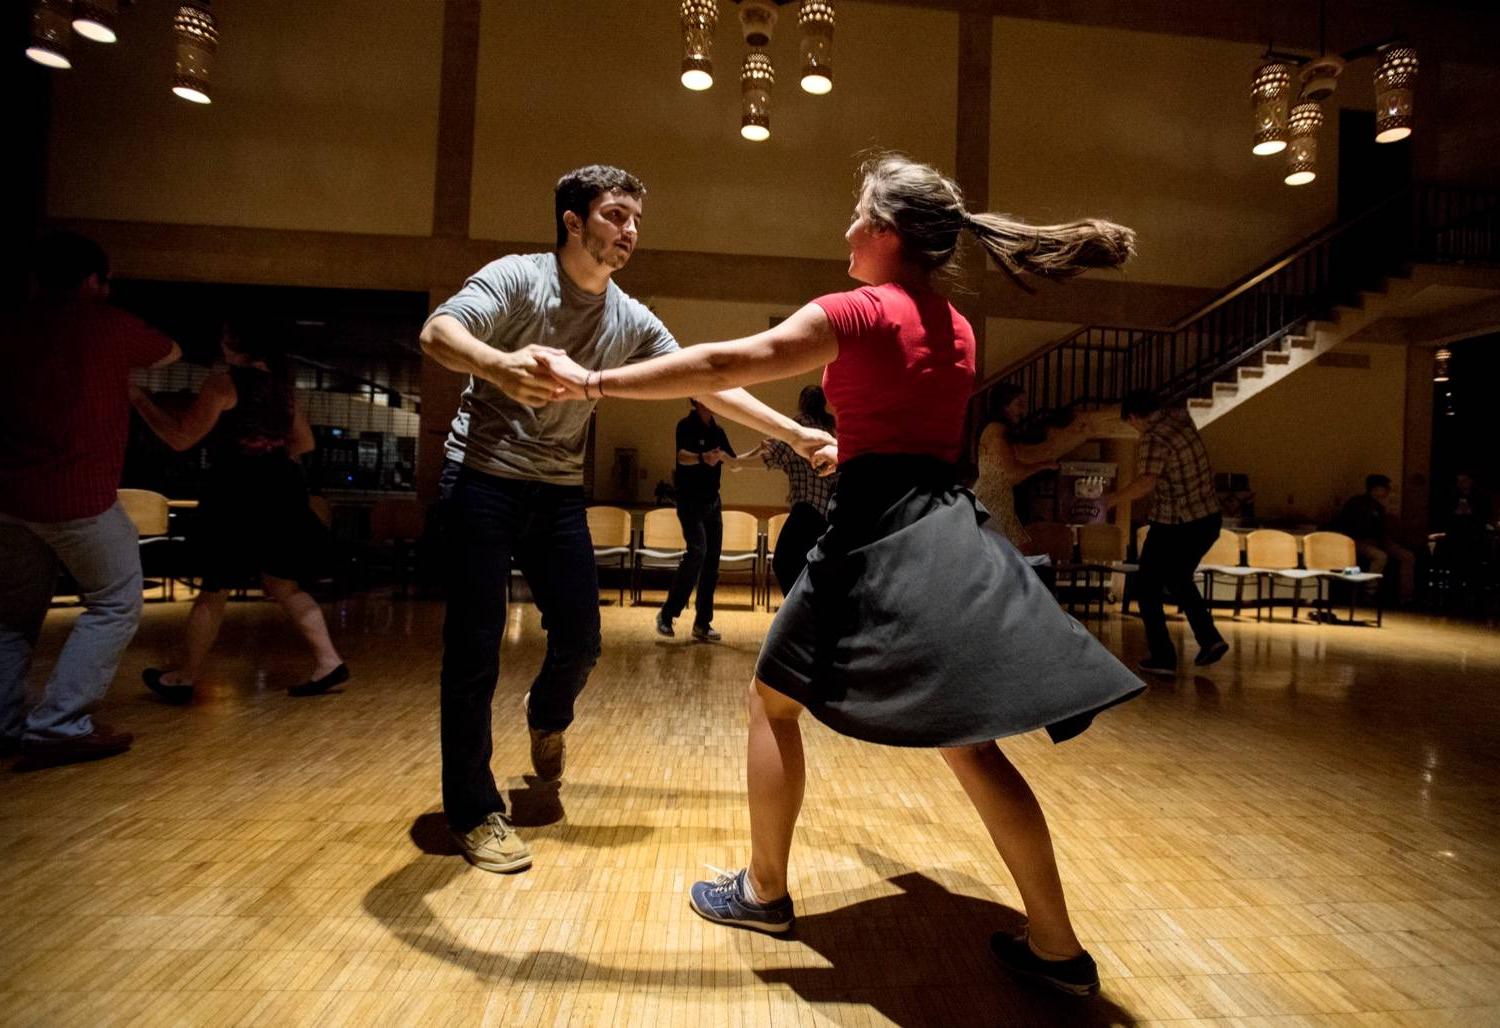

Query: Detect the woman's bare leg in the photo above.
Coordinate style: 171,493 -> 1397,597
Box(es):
746,679 -> 806,902
260,574 -> 342,678
159,589 -> 228,685
941,741 -> 1083,958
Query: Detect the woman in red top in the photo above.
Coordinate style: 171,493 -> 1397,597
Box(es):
538,155 -> 1143,995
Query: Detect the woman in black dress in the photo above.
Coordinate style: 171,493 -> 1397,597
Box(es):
130,323 -> 348,700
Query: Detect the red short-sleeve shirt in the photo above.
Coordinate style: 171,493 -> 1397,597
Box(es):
813,283 -> 976,464
0,302 -> 175,522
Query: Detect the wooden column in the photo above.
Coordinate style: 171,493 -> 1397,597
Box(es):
1400,344 -> 1433,541
954,9 -> 993,379
431,0 -> 481,239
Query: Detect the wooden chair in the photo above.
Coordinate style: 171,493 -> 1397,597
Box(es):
1245,529 -> 1318,621
368,497 -> 426,596
1199,529 -> 1253,617
633,508 -> 687,605
1072,522 -> 1128,620
1024,521 -> 1075,607
118,488 -> 174,600
586,506 -> 634,605
762,512 -> 790,610
1302,530 -> 1384,626
720,510 -> 764,609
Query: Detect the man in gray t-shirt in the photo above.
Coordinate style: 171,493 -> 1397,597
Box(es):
420,165 -> 831,874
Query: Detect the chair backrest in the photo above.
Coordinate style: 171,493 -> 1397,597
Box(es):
1302,530 -> 1356,571
369,498 -> 425,542
117,488 -> 169,536
1245,529 -> 1299,570
585,506 -> 632,549
308,495 -> 334,529
642,508 -> 686,550
721,510 -> 761,554
1025,521 -> 1075,565
1200,529 -> 1244,568
766,512 -> 789,552
1077,522 -> 1125,563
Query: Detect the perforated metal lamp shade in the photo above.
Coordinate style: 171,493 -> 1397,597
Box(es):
1284,102 -> 1323,186
679,0 -> 716,91
740,51 -> 774,141
172,1 -> 218,104
1374,47 -> 1418,144
26,0 -> 72,69
1251,60 -> 1293,156
798,0 -> 834,95
72,0 -> 118,44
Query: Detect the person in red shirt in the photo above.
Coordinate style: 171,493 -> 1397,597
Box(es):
537,154 -> 1142,996
0,232 -> 179,766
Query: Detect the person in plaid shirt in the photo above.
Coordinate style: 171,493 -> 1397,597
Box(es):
1,232 -> 180,766
1104,390 -> 1228,676
756,386 -> 839,595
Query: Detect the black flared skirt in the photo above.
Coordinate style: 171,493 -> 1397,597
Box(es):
195,454 -> 329,592
755,454 -> 1144,747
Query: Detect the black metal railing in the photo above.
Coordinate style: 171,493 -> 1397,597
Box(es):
980,183 -> 1500,420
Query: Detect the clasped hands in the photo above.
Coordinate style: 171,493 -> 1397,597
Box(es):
493,346 -> 836,476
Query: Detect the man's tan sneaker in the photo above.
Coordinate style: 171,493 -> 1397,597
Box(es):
524,691 -> 565,782
452,812 -> 532,873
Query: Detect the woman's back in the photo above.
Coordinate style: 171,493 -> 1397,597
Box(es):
214,365 -> 294,460
815,283 -> 975,465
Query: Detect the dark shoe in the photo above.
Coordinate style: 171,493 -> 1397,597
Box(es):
524,692 -> 565,783
0,737 -> 20,758
691,623 -> 722,643
288,663 -> 349,697
1137,658 -> 1177,678
990,931 -> 1100,997
689,868 -> 795,934
655,612 -> 675,638
143,667 -> 193,705
1194,639 -> 1230,667
18,724 -> 134,768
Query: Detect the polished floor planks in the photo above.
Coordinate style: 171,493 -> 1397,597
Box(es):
1,590 -> 1498,1026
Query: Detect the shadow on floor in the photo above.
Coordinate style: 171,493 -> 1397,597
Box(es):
366,836 -> 1140,1027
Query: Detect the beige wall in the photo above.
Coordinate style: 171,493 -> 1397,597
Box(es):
592,298 -> 816,509
1200,343 -> 1408,524
46,0 -> 442,235
468,1 -> 958,260
984,317 -> 1079,376
990,19 -> 1341,290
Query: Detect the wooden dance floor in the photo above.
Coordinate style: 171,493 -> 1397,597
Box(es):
3,591 -> 1498,1025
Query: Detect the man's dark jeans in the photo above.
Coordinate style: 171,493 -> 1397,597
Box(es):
1137,513 -> 1225,665
771,502 -> 828,597
662,493 -> 722,627
438,462 -> 600,833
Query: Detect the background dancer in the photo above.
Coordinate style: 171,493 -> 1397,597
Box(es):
537,154 -> 1143,997
758,385 -> 838,595
132,321 -> 347,701
419,165 -> 832,875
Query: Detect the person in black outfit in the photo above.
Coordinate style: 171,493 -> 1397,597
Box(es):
657,401 -> 736,641
759,385 -> 839,595
129,322 -> 348,701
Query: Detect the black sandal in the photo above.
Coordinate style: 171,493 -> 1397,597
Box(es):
142,667 -> 194,705
288,663 -> 349,697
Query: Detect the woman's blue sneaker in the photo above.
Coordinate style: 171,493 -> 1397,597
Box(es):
689,868 -> 795,934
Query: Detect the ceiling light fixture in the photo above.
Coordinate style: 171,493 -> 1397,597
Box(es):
1251,59 -> 1294,155
172,0 -> 218,104
740,50 -> 774,141
72,0 -> 118,44
1374,46 -> 1418,143
797,0 -> 833,95
1284,101 -> 1323,186
26,0 -> 73,69
679,0 -> 717,91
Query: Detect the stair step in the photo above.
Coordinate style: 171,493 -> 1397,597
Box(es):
1188,398 -> 1214,409
1286,335 -> 1315,349
1239,367 -> 1266,379
1212,383 -> 1239,395
1265,352 -> 1292,365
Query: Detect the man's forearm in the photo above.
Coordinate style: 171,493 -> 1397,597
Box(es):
695,389 -> 804,444
419,315 -> 506,382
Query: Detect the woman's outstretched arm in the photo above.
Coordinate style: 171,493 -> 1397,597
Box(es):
129,373 -> 236,452
538,303 -> 838,401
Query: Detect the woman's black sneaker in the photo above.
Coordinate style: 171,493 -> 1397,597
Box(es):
990,931 -> 1100,997
142,667 -> 193,705
288,663 -> 349,697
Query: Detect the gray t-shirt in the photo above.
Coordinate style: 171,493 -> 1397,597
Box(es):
429,252 -> 678,484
